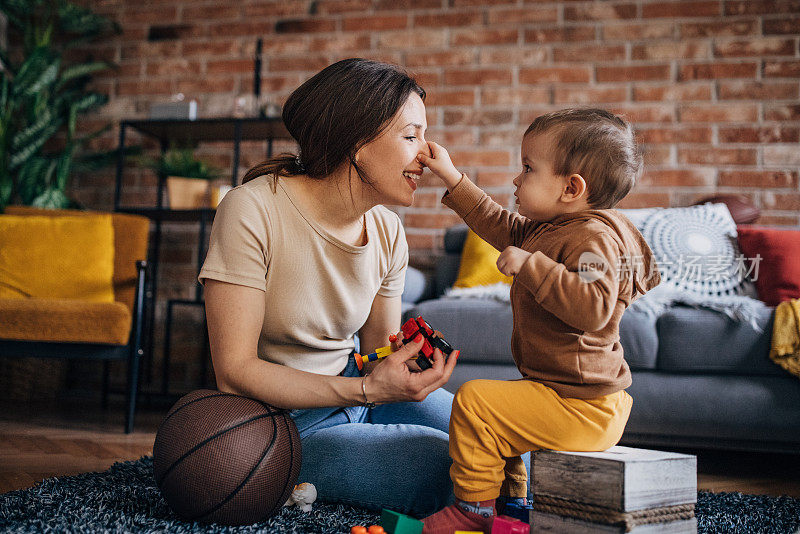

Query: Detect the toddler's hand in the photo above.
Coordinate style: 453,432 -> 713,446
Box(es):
417,141 -> 463,191
497,246 -> 532,276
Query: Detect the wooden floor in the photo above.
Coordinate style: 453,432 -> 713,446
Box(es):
2,392 -> 800,498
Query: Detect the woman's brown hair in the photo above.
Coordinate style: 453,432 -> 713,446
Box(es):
242,58 -> 425,188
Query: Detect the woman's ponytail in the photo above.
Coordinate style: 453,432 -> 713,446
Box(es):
241,153 -> 306,187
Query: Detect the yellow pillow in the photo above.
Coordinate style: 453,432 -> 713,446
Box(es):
0,214 -> 115,302
453,230 -> 513,288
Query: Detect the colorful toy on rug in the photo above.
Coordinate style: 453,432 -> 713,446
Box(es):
350,526 -> 385,534
152,389 -> 301,526
381,509 -> 423,534
351,509 -> 424,534
490,514 -> 528,533
353,316 -> 455,372
282,482 -> 317,512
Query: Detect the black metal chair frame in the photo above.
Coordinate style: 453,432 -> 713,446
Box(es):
0,260 -> 148,433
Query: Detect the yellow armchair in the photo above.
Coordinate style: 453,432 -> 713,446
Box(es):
0,206 -> 149,433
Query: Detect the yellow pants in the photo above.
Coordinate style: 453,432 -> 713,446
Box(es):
449,378 -> 633,501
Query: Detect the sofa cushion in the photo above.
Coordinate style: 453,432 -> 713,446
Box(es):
736,225 -> 800,306
625,371 -> 800,445
618,204 -> 758,299
404,297 -> 513,365
444,224 -> 469,254
0,297 -> 132,344
5,206 -> 151,312
655,305 -> 780,376
453,230 -> 513,288
0,214 -> 115,303
619,308 -> 659,370
443,362 -> 525,394
434,225 -> 470,296
402,266 -> 426,305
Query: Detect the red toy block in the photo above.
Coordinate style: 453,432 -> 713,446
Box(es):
491,514 -> 528,534
399,316 -> 455,370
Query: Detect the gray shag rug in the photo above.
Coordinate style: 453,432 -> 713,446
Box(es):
1,456 -> 800,533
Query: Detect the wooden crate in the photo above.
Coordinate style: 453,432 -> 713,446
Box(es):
530,513 -> 697,533
530,446 -> 697,533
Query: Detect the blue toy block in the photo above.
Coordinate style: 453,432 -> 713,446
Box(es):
380,509 -> 423,534
503,502 -> 533,523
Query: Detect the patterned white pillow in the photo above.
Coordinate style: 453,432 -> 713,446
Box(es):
617,203 -> 758,298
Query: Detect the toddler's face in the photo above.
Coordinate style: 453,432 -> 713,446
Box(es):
512,133 -> 569,221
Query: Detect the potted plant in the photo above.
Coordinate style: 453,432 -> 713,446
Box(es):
143,147 -> 223,209
0,0 -> 121,212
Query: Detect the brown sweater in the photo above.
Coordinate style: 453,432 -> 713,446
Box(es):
442,175 -> 661,399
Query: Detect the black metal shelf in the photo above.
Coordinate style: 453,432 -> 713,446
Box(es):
114,116 -> 293,396
116,207 -> 217,222
124,117 -> 290,144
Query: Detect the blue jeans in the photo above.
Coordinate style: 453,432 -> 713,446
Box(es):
289,355 -> 456,517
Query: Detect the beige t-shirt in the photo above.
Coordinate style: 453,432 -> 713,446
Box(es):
198,174 -> 408,376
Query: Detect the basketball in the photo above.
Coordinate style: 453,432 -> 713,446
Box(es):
152,389 -> 302,525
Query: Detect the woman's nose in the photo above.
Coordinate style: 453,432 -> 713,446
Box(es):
419,139 -> 432,158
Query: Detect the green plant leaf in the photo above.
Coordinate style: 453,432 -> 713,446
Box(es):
31,187 -> 70,209
148,147 -> 222,180
57,61 -> 110,87
67,103 -> 77,138
0,0 -> 28,30
0,75 -> 9,111
11,106 -> 54,151
58,1 -> 115,37
16,157 -> 48,203
72,92 -> 106,113
73,144 -> 139,173
0,47 -> 16,76
0,0 -> 119,209
55,144 -> 75,190
9,120 -> 61,169
0,172 -> 12,210
12,47 -> 61,98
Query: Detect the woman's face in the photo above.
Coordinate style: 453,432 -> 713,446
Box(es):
355,92 -> 431,207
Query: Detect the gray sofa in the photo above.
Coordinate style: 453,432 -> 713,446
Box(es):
402,225 -> 800,454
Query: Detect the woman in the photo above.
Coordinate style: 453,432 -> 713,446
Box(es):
198,58 -> 458,516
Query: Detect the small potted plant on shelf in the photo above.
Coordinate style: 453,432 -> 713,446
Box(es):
144,147 -> 223,209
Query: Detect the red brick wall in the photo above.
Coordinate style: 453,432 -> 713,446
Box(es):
73,0 -> 799,393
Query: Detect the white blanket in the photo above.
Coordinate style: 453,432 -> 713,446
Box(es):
445,282 -> 769,332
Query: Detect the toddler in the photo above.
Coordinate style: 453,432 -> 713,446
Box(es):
418,108 -> 661,534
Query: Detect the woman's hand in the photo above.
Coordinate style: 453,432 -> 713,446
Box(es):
389,329 -> 447,372
365,334 -> 459,404
388,331 -> 422,372
417,141 -> 463,192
